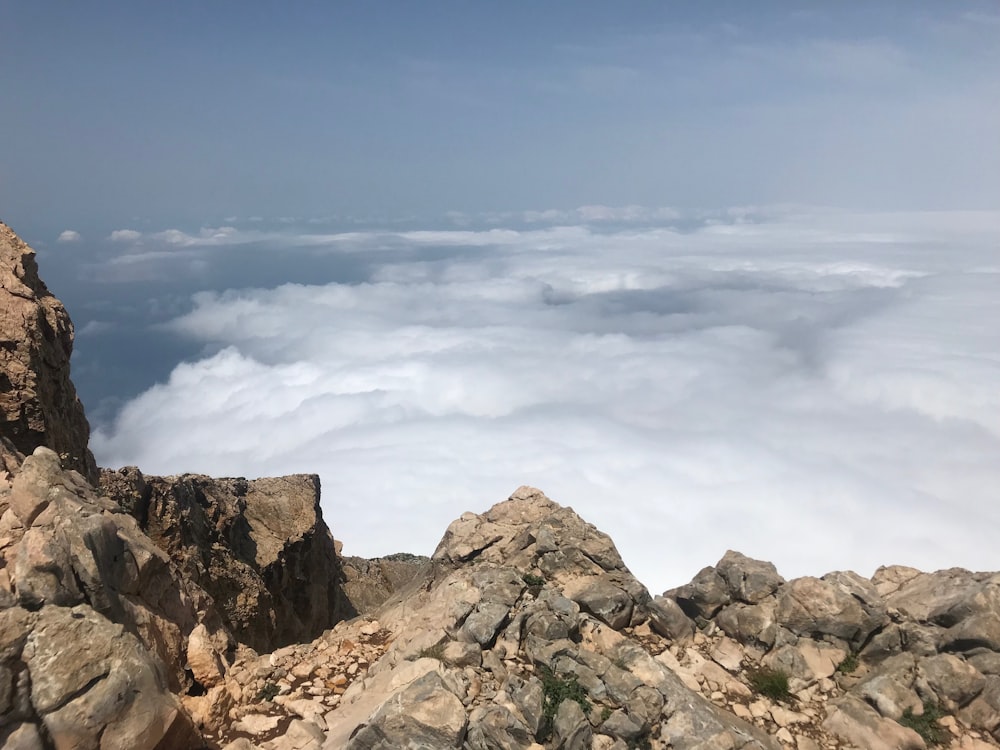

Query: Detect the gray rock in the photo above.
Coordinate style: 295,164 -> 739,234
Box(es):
464,704 -> 534,749
823,694 -> 926,750
940,612 -> 1000,653
967,649 -> 1000,676
665,566 -> 730,620
857,673 -> 922,720
777,576 -> 884,646
600,709 -> 643,740
511,676 -> 544,736
715,601 -> 777,648
957,674 -> 1000,740
440,640 -> 482,668
918,653 -> 986,711
647,595 -> 695,642
461,601 -> 510,646
563,576 -> 634,630
23,604 -> 197,750
346,671 -> 468,749
715,550 -> 784,604
552,697 -> 592,750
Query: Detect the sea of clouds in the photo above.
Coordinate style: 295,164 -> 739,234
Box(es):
91,208 -> 1000,592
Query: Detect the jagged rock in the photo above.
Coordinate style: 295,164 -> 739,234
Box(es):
345,670 -> 468,749
100,468 -> 352,653
3,447 -> 231,696
958,675 -> 1000,741
664,565 -> 730,620
203,488 -> 1000,750
0,222 -> 96,482
647,595 -> 696,642
340,553 -> 431,614
777,575 -> 886,646
0,602 -> 199,750
25,604 -> 199,749
918,652 -> 986,711
715,600 -> 778,648
822,694 -> 926,750
715,550 -> 785,605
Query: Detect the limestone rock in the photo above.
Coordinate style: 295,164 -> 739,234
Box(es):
100,468 -> 352,652
340,553 -> 431,614
777,575 -> 885,646
715,550 -> 785,604
0,222 -> 96,482
345,671 -> 468,749
822,694 -> 926,750
0,603 -> 199,750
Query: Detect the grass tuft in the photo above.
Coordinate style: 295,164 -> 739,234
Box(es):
899,701 -> 946,747
538,665 -> 590,740
254,681 -> 280,702
836,653 -> 859,674
747,666 -> 791,701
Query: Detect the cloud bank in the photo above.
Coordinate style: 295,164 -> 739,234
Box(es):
91,210 -> 1000,592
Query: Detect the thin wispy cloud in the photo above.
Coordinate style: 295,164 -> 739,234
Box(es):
109,229 -> 143,243
92,210 -> 1000,591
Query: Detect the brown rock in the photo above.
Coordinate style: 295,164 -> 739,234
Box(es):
777,575 -> 885,646
340,553 -> 431,614
22,604 -> 199,750
101,469 -> 352,653
0,222 -> 96,482
822,694 -> 926,750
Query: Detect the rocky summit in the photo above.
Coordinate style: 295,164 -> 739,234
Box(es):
0,222 -> 96,482
0,220 -> 998,750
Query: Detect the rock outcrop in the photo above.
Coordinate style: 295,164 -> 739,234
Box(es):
100,469 -> 354,654
0,441 -> 206,748
657,550 -> 1000,749
0,222 -> 96,482
202,489 -> 1000,750
339,552 -> 432,614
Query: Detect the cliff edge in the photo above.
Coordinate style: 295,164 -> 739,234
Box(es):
0,221 -> 97,482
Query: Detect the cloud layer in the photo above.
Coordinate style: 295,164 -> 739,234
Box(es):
91,210 -> 1000,592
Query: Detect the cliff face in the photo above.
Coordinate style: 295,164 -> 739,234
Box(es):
100,468 -> 355,652
0,222 -> 97,482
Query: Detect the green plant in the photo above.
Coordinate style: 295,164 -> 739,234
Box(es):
254,681 -> 280,702
628,733 -> 653,750
538,666 -> 590,740
523,572 -> 545,587
747,666 -> 791,701
415,642 -> 446,660
837,653 -> 859,674
599,706 -> 613,722
899,701 -> 945,746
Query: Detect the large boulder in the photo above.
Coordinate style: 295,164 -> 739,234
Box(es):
0,445 -> 208,746
0,222 -> 96,482
100,468 -> 354,653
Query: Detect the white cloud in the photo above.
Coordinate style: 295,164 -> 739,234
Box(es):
57,230 -> 81,242
91,210 -> 1000,592
109,229 -> 142,242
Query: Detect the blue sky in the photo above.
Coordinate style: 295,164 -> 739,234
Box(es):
3,2 -> 999,236
2,3 -> 999,589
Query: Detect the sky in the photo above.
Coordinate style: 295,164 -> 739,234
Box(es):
1,3 -> 999,592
